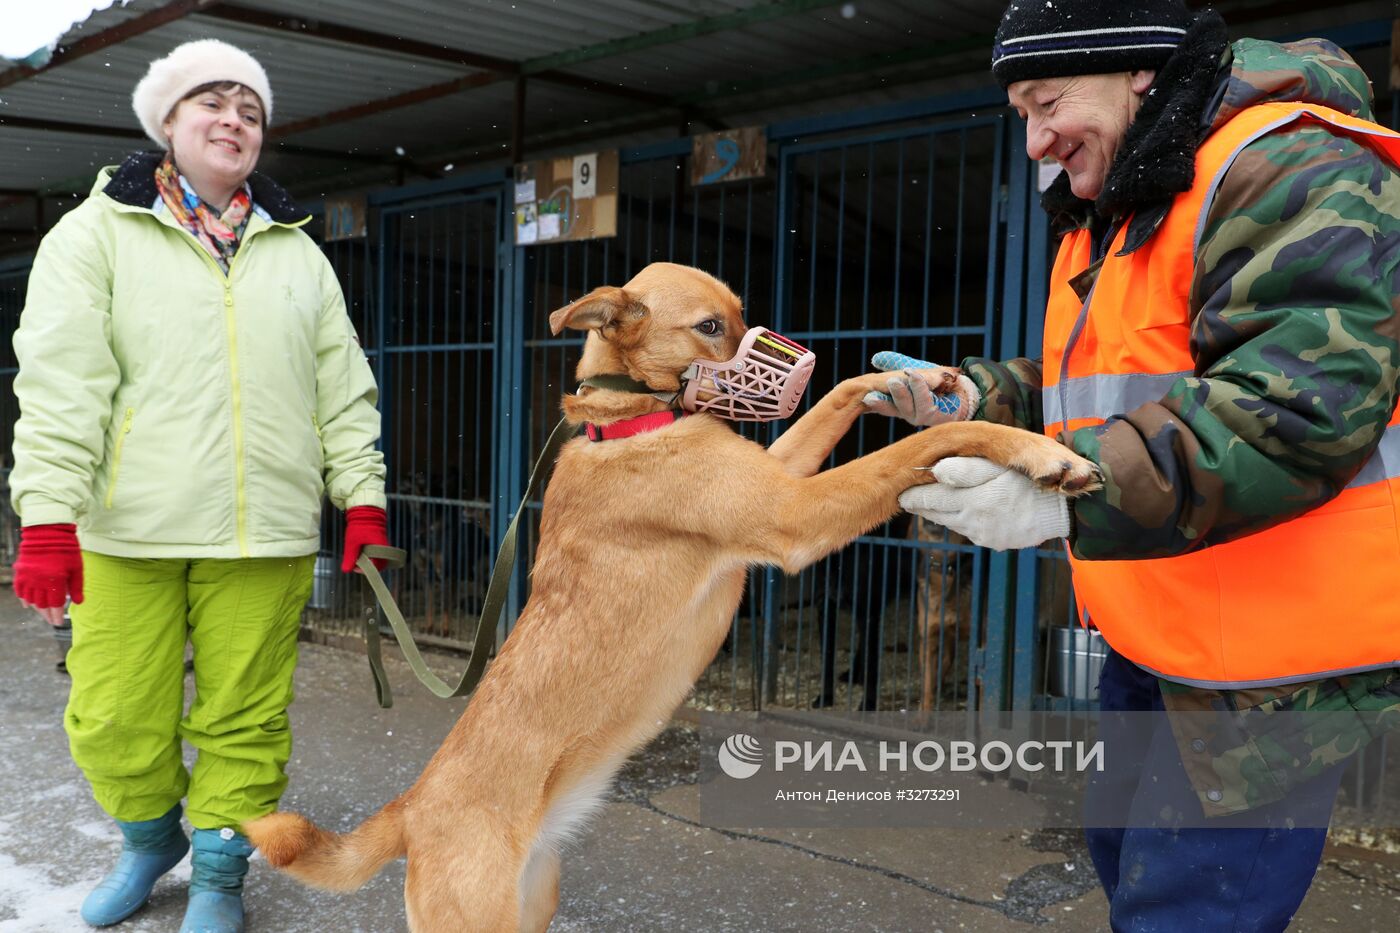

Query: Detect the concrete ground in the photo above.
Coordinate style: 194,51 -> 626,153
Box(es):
2,591 -> 1397,932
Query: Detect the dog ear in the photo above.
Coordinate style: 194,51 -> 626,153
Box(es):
549,287 -> 626,335
548,287 -> 648,335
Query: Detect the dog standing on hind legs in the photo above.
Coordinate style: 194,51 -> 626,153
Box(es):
245,262 -> 1099,932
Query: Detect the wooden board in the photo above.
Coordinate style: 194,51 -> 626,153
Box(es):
323,194 -> 367,241
513,150 -> 618,245
692,126 -> 767,186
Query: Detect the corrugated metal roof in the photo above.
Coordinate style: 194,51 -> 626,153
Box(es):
0,0 -> 1395,227
284,78 -> 636,155
0,0 -> 1008,196
554,1 -> 999,97
228,0 -> 798,63
0,18 -> 468,137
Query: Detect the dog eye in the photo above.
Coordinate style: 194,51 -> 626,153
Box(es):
695,319 -> 722,336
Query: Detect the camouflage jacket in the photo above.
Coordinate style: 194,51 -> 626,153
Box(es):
963,34 -> 1400,815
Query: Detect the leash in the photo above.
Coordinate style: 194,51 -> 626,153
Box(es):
357,414 -> 579,708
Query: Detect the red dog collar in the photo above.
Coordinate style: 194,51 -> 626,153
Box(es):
585,410 -> 687,441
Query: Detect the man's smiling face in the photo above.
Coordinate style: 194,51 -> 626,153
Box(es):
1008,70 -> 1156,201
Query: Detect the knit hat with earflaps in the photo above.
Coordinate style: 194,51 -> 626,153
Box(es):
132,39 -> 273,147
991,0 -> 1194,88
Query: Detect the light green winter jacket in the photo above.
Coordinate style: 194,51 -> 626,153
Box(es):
9,153 -> 385,558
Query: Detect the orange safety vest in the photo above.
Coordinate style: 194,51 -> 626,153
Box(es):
1042,101 -> 1400,689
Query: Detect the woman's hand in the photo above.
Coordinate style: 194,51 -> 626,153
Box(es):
13,523 -> 83,625
341,506 -> 389,573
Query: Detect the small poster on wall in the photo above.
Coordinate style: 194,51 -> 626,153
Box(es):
691,126 -> 766,186
323,194 -> 367,241
513,150 -> 618,246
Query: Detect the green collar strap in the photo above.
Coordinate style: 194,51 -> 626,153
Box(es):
578,373 -> 680,405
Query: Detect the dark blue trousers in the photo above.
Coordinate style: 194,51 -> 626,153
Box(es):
1084,650 -> 1347,932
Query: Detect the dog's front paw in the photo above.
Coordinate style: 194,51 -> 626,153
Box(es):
1019,440 -> 1102,495
906,366 -> 960,395
853,366 -> 959,396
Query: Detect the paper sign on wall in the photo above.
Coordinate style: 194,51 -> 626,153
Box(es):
513,150 -> 618,246
573,153 -> 598,199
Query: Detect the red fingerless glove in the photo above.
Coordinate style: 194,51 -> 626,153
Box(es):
13,523 -> 84,608
341,506 -> 389,572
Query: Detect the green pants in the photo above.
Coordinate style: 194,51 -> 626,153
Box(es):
65,553 -> 315,829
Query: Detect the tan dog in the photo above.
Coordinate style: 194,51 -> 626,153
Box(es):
245,262 -> 1098,932
909,523 -> 976,710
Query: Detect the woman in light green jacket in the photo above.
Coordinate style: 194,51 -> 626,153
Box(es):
8,40 -> 387,933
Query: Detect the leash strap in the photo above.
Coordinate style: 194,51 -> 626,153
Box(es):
359,414 -> 579,707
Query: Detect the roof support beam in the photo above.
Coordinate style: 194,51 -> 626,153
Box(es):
0,114 -> 394,165
675,35 -> 992,105
520,0 -> 849,74
261,72 -> 726,149
201,3 -> 672,107
512,77 -> 528,162
203,4 -> 517,75
257,57 -> 717,147
0,115 -> 146,141
267,72 -> 506,139
529,71 -> 671,108
0,192 -> 39,215
395,37 -> 993,180
0,0 -> 222,91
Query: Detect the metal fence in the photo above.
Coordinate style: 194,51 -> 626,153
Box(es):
2,26 -> 1397,734
299,95 -> 1395,817
305,95 -> 1029,718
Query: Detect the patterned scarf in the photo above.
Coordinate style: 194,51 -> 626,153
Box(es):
154,156 -> 252,273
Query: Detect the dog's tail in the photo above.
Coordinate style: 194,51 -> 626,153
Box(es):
243,799 -> 406,891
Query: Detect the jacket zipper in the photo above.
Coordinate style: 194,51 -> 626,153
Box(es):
104,407 -> 135,509
146,203 -> 303,558
180,228 -> 258,559
223,277 -> 250,558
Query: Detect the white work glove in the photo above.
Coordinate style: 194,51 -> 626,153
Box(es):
862,351 -> 980,427
900,457 -> 1071,551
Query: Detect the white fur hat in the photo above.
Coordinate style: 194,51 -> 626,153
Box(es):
132,39 -> 273,148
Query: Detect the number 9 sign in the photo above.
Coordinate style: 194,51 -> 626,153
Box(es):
573,153 -> 598,199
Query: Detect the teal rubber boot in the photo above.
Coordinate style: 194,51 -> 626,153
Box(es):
179,828 -> 252,933
80,804 -> 189,927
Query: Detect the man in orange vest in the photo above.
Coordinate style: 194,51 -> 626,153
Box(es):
867,1 -> 1400,928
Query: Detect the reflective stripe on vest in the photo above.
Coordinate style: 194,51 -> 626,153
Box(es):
1043,370 -> 1192,427
1046,372 -> 1400,492
1041,101 -> 1400,689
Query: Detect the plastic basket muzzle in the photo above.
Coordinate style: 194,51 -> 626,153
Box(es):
680,327 -> 816,421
